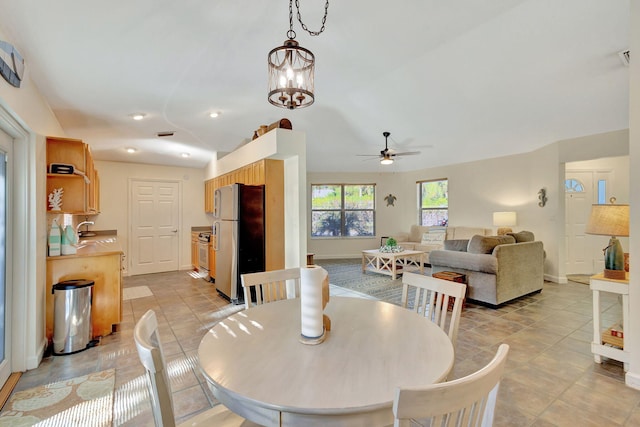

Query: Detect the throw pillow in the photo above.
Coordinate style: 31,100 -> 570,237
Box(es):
467,235 -> 516,254
421,230 -> 446,245
506,230 -> 535,243
444,239 -> 469,252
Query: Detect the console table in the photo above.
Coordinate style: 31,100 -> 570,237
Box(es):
590,272 -> 629,370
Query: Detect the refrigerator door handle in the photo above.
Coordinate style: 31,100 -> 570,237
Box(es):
213,189 -> 221,219
213,222 -> 219,251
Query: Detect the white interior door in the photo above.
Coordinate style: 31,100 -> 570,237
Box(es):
130,180 -> 180,275
0,129 -> 12,386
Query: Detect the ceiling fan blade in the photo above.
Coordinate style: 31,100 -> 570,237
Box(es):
393,151 -> 421,156
356,154 -> 383,157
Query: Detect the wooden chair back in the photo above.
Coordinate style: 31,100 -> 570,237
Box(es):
401,272 -> 466,348
393,344 -> 509,427
134,309 -> 258,427
134,309 -> 177,426
240,268 -> 301,310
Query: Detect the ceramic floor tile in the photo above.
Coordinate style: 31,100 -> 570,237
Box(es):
6,267 -> 640,426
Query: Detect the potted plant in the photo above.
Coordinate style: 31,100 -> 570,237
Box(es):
380,237 -> 403,253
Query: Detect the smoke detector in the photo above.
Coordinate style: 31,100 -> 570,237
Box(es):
618,50 -> 630,66
156,131 -> 175,137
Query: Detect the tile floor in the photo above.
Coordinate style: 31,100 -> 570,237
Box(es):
9,268 -> 640,426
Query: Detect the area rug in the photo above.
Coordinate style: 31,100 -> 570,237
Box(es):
316,258 -> 430,306
566,274 -> 591,285
122,286 -> 153,301
0,369 -> 115,426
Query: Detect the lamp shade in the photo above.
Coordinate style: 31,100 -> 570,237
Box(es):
585,204 -> 629,237
493,211 -> 517,227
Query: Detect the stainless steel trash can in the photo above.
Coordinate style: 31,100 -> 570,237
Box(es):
52,279 -> 94,355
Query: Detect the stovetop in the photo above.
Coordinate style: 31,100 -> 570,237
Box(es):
198,232 -> 212,242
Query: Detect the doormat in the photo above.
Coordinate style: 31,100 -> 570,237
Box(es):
122,286 -> 153,301
0,369 -> 115,426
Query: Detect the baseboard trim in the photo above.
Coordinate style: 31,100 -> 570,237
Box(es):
544,274 -> 566,284
626,371 -> 640,390
26,337 -> 47,371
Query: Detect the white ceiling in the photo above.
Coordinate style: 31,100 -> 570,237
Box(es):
0,0 -> 630,172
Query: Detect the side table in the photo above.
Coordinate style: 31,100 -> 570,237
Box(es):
432,271 -> 467,311
590,272 -> 629,370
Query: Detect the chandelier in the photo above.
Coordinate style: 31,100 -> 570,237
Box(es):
268,0 -> 329,110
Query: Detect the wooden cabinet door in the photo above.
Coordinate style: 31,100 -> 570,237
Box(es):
191,232 -> 199,269
46,136 -> 100,214
46,253 -> 122,340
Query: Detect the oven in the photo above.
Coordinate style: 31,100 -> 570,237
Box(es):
198,232 -> 211,280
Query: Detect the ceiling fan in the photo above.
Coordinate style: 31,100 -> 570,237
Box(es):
358,131 -> 421,165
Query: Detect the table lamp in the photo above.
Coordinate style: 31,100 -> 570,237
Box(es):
585,198 -> 629,280
493,211 -> 517,235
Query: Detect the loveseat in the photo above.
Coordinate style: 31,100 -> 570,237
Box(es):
429,231 -> 544,307
390,225 -> 492,264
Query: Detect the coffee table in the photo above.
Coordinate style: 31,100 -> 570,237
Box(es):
361,249 -> 425,280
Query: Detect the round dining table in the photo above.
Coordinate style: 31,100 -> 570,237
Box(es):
198,296 -> 454,427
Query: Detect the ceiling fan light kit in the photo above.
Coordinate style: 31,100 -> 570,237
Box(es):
357,131 -> 421,165
268,0 -> 329,110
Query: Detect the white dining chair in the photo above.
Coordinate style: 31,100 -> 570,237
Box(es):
400,272 -> 467,348
134,309 -> 259,427
393,343 -> 509,427
240,268 -> 301,310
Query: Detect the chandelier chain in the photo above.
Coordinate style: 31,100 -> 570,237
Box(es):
293,0 -> 329,37
287,0 -> 297,39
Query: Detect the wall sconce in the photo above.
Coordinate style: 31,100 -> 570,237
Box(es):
538,188 -> 547,207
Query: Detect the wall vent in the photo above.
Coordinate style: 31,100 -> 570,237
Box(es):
618,49 -> 630,66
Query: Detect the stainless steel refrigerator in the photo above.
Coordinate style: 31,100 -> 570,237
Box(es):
213,183 -> 265,303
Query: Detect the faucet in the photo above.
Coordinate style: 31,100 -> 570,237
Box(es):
76,220 -> 94,237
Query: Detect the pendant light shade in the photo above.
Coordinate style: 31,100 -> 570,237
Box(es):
268,39 -> 315,109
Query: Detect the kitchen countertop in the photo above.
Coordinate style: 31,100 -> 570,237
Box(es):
192,226 -> 212,232
47,234 -> 123,260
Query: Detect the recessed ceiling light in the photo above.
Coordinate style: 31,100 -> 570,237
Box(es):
126,147 -> 137,153
181,152 -> 190,158
209,112 -> 220,118
131,113 -> 146,121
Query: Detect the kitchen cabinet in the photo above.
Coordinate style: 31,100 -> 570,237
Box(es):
191,231 -> 199,270
46,250 -> 123,341
46,136 -> 100,214
205,159 -> 284,271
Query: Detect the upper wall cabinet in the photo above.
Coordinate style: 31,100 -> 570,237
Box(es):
46,136 -> 100,214
205,159 -> 284,271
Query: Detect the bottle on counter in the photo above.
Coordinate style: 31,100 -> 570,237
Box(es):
48,219 -> 61,256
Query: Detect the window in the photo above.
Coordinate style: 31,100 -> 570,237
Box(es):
565,178 -> 584,193
311,184 -> 375,237
597,179 -> 606,204
418,179 -> 448,226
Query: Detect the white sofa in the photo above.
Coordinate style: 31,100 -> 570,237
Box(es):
390,225 -> 492,264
